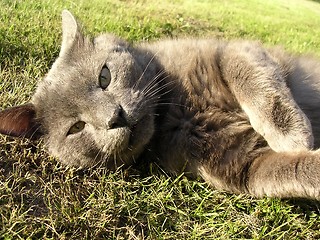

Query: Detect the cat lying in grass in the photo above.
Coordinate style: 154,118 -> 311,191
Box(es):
1,10 -> 320,200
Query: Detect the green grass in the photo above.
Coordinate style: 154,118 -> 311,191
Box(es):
1,0 -> 320,239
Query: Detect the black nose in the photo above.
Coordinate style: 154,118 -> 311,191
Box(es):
108,105 -> 128,129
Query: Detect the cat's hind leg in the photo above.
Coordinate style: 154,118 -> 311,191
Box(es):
199,148 -> 320,200
248,150 -> 320,199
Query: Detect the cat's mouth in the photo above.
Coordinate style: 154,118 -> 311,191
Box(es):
128,118 -> 145,146
103,113 -> 154,169
127,114 -> 154,149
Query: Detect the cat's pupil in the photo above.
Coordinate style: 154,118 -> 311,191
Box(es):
67,121 -> 86,135
99,65 -> 111,90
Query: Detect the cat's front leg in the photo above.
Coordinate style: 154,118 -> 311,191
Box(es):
241,96 -> 313,152
219,41 -> 313,152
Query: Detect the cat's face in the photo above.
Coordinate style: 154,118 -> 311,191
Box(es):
29,11 -> 157,168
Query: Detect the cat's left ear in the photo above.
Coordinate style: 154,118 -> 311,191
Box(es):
0,103 -> 43,140
60,10 -> 84,57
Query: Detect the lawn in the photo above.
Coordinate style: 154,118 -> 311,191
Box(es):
1,0 -> 320,239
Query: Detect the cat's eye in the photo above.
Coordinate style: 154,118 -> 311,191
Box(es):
99,65 -> 111,90
67,121 -> 86,135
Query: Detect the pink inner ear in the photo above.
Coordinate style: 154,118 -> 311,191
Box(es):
0,103 -> 41,139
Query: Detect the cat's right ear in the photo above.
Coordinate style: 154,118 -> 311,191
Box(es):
0,104 -> 43,140
60,10 -> 83,57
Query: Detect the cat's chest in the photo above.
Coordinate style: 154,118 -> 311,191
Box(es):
151,99 -> 249,174
143,40 -> 250,170
155,64 -> 248,142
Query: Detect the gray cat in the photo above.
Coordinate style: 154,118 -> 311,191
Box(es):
1,10 -> 320,200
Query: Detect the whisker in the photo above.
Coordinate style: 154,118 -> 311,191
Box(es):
91,147 -> 105,169
148,102 -> 187,108
29,124 -> 43,139
141,69 -> 167,96
133,81 -> 173,114
143,76 -> 173,98
133,51 -> 160,90
144,81 -> 175,99
116,149 -> 127,169
112,150 -> 118,169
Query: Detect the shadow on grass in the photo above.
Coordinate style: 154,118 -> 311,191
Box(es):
290,198 -> 320,210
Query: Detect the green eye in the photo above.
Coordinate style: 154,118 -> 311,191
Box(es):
67,121 -> 86,135
99,65 -> 111,90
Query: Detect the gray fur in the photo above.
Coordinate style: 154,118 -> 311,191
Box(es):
1,10 -> 320,199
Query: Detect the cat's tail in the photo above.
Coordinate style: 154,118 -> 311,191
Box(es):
199,149 -> 320,200
247,150 -> 320,200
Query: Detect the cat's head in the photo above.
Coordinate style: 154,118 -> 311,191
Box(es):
0,11 -> 160,169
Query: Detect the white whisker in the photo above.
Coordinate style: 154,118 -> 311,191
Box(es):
144,81 -> 175,99
141,70 -> 167,96
133,51 -> 160,90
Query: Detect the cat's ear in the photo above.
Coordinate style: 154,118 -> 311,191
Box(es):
60,10 -> 83,56
0,103 -> 43,140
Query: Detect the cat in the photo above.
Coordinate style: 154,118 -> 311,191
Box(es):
1,10 -> 320,200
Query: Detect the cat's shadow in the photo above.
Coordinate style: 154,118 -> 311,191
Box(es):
286,198 -> 320,215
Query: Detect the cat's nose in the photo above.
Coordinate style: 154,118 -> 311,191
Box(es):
108,105 -> 128,129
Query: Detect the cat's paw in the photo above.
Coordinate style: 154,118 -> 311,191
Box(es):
243,103 -> 314,152
267,99 -> 314,152
263,126 -> 314,152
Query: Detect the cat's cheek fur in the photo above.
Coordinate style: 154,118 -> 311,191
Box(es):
45,132 -> 97,168
45,114 -> 155,169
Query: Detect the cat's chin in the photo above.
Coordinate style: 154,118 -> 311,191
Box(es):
129,114 -> 154,148
104,114 -> 154,169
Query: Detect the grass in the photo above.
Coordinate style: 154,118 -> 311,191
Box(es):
1,0 -> 320,239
